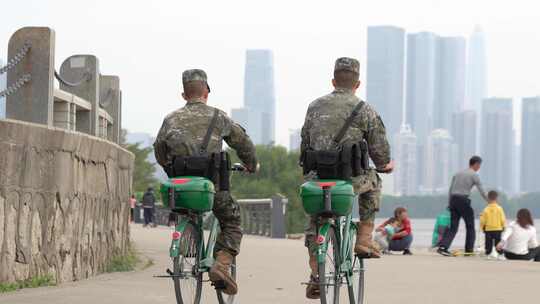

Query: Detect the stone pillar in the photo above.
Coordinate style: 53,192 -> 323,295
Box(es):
59,55 -> 99,136
6,27 -> 55,126
271,194 -> 288,239
99,75 -> 121,143
53,101 -> 71,129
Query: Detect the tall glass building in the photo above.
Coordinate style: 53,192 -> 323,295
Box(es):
232,49 -> 276,145
521,97 -> 540,193
367,26 -> 405,141
434,36 -> 467,130
481,98 -> 514,193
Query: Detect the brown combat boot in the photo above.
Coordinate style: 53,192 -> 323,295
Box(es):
209,250 -> 238,295
305,253 -> 320,299
354,222 -> 382,258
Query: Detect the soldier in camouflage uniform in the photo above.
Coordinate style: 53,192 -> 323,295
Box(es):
300,58 -> 393,299
154,69 -> 257,295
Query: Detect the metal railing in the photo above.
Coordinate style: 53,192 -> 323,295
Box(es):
2,27 -> 122,144
133,194 -> 289,239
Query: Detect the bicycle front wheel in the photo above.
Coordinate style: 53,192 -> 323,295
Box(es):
173,222 -> 203,304
216,256 -> 237,304
346,224 -> 364,304
319,226 -> 341,304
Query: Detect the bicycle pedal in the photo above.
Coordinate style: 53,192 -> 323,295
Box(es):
166,268 -> 174,275
211,280 -> 226,290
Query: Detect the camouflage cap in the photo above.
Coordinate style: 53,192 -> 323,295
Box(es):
334,57 -> 360,74
182,69 -> 211,92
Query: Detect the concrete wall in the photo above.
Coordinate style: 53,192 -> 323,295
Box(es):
0,119 -> 134,283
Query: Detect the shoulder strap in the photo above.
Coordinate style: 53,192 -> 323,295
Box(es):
332,100 -> 366,146
200,108 -> 220,154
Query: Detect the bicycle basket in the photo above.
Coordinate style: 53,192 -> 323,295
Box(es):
160,176 -> 216,212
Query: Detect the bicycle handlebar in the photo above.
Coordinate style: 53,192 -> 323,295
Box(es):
231,163 -> 247,172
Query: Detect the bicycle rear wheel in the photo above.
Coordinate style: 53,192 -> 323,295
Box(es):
319,226 -> 341,304
216,256 -> 237,304
173,222 -> 203,304
346,224 -> 363,304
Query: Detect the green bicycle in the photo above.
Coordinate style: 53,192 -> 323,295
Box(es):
158,164 -> 245,304
301,180 -> 366,304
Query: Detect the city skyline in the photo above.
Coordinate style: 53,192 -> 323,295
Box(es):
232,49 -> 276,145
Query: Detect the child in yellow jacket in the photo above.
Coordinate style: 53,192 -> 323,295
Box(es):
480,191 -> 506,255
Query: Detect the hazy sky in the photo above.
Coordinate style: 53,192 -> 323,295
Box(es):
2,0 -> 539,146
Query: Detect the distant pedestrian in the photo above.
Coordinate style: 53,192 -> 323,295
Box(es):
377,207 -> 413,255
496,209 -> 540,262
438,156 -> 488,256
142,187 -> 156,227
129,194 -> 137,223
480,191 -> 506,257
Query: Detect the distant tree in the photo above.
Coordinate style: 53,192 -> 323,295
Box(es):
126,142 -> 158,193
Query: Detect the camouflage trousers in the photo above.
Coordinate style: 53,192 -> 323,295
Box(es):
304,170 -> 382,253
213,191 -> 243,256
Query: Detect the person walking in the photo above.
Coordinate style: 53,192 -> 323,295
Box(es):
480,190 -> 506,257
496,209 -> 540,262
437,156 -> 488,256
142,187 -> 156,227
129,194 -> 137,223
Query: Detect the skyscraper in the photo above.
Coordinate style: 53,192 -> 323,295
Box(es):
393,124 -> 418,196
481,98 -> 514,193
289,128 -> 301,151
406,32 -> 438,144
0,59 -> 6,119
521,97 -> 540,193
452,111 -> 477,169
434,37 -> 467,130
232,49 -> 276,145
465,26 -> 487,112
424,129 -> 455,194
367,26 -> 405,140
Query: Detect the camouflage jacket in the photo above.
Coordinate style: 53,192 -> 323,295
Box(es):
154,99 -> 257,170
300,88 -> 391,169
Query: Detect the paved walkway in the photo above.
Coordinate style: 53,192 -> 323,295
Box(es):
1,224 -> 538,303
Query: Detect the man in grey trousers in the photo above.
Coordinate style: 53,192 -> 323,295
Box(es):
438,156 -> 488,256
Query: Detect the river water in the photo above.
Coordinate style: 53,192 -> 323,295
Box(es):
375,218 -> 540,249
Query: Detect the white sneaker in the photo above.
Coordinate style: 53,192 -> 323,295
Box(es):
497,254 -> 506,261
487,255 -> 496,260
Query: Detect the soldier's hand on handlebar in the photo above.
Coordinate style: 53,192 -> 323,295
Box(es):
377,160 -> 395,174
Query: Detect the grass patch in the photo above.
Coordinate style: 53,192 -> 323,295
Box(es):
0,275 -> 56,293
105,245 -> 140,273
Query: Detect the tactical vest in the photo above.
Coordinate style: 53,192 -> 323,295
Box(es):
165,109 -> 233,191
301,101 -> 370,179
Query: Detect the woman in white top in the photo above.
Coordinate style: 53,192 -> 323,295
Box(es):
496,208 -> 540,262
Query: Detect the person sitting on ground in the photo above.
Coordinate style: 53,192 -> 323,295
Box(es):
480,190 -> 506,258
377,207 -> 413,255
496,208 -> 540,262
374,218 -> 399,253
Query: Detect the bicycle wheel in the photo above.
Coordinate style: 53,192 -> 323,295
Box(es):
173,222 -> 203,304
216,256 -> 237,304
319,226 -> 341,304
346,225 -> 362,304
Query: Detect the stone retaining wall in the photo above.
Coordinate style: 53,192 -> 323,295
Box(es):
0,119 -> 133,283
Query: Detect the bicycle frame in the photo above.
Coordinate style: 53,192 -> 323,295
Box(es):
170,211 -> 221,272
316,212 -> 356,287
